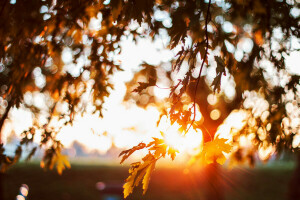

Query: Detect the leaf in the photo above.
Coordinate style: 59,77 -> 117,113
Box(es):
55,151 -> 71,175
41,148 -> 71,175
123,154 -> 156,198
202,137 -> 232,165
211,76 -> 222,93
132,82 -> 151,93
123,170 -> 137,198
184,17 -> 190,27
132,76 -> 156,93
122,138 -> 177,198
167,147 -> 179,161
199,44 -> 209,64
119,142 -> 146,164
153,145 -> 167,158
211,56 -> 226,93
254,30 -> 264,46
142,160 -> 156,194
214,56 -> 226,73
189,137 -> 232,166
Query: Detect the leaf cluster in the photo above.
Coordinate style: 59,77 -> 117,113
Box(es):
119,137 -> 179,198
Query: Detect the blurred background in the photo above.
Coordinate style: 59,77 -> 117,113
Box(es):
0,0 -> 299,199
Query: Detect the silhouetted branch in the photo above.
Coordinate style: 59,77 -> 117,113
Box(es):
186,0 -> 212,135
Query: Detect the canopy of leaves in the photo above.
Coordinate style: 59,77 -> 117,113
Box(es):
0,0 -> 299,198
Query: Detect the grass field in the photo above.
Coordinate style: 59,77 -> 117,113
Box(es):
2,161 -> 295,200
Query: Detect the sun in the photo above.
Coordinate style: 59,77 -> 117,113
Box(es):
158,115 -> 203,155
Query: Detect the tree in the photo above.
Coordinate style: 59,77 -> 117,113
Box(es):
0,0 -> 299,199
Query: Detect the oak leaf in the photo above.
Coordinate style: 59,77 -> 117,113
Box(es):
132,77 -> 156,93
211,56 -> 226,93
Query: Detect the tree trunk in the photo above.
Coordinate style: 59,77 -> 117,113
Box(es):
187,77 -> 230,200
202,163 -> 224,200
288,152 -> 300,200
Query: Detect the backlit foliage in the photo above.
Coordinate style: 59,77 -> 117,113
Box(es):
189,137 -> 232,166
0,0 -> 299,198
119,137 -> 179,197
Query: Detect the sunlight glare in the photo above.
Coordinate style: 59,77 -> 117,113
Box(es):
158,116 -> 203,155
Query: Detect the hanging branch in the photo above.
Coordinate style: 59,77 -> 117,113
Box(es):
186,0 -> 212,135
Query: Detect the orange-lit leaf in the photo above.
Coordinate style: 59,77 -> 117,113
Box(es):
119,142 -> 146,164
55,152 -> 71,175
123,154 -> 156,198
184,17 -> 190,27
167,147 -> 179,161
254,30 -> 264,46
202,137 -> 232,165
142,161 -> 156,194
122,138 -> 179,198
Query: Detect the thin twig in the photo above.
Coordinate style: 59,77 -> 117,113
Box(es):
155,85 -> 171,90
186,0 -> 212,135
201,124 -> 213,141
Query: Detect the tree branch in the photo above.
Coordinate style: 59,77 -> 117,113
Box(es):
186,0 -> 212,136
0,100 -> 12,143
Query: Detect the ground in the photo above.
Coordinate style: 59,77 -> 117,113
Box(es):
3,161 -> 295,200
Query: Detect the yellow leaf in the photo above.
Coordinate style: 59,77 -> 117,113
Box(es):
142,161 -> 156,194
55,152 -> 71,175
49,154 -> 57,170
167,147 -> 179,161
123,154 -> 156,198
121,138 -> 177,198
201,137 -> 232,165
123,175 -> 135,198
151,145 -> 167,158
